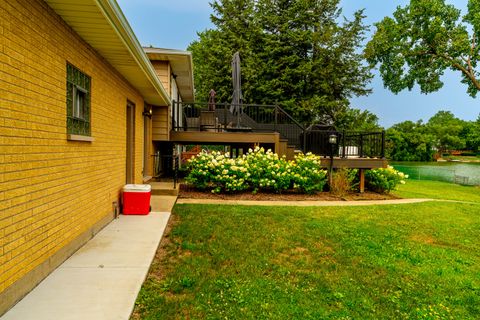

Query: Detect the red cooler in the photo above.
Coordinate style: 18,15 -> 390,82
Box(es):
122,184 -> 151,215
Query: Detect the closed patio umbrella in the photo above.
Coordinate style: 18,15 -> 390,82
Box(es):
230,51 -> 243,127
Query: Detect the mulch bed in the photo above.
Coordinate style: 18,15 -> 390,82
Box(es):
178,184 -> 399,201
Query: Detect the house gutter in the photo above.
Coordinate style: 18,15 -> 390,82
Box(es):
93,0 -> 171,106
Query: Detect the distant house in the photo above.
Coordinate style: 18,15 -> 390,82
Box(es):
0,0 -> 192,314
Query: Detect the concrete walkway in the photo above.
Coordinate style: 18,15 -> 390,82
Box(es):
176,198 -> 435,207
2,195 -> 177,320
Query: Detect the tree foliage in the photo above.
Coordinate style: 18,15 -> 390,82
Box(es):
426,111 -> 466,153
188,0 -> 373,126
366,0 -> 480,96
386,111 -> 480,161
386,120 -> 435,161
465,114 -> 480,151
335,108 -> 381,131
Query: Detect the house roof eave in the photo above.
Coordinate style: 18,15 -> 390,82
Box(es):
44,0 -> 171,106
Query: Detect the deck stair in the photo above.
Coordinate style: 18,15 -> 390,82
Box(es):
287,145 -> 297,160
150,181 -> 179,196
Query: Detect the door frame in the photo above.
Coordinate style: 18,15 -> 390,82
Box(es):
126,101 -> 135,184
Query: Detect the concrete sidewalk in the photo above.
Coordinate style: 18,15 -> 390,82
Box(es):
2,195 -> 177,320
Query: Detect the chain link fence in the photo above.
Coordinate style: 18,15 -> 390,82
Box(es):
392,163 -> 480,186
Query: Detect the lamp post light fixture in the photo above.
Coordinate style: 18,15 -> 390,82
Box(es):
328,134 -> 337,145
142,107 -> 153,118
328,133 -> 338,186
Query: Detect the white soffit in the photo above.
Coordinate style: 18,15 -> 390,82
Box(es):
44,0 -> 170,106
144,47 -> 195,102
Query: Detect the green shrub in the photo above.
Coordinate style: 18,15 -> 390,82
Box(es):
185,151 -> 249,193
291,153 -> 328,194
185,148 -> 328,194
365,166 -> 408,193
243,147 -> 292,193
330,168 -> 359,196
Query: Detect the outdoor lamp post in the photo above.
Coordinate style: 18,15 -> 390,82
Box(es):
328,133 -> 337,186
328,134 -> 337,145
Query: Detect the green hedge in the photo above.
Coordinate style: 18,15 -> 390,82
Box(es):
185,148 -> 327,194
185,148 -> 407,194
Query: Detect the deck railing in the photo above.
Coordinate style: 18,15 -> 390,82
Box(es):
172,101 -> 385,158
172,101 -> 305,150
303,130 -> 385,158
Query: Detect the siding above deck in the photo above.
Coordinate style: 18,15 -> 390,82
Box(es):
151,61 -> 170,97
152,106 -> 169,141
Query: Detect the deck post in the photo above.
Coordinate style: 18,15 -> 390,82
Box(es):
172,100 -> 176,130
359,169 -> 365,193
381,130 -> 386,159
359,134 -> 364,158
223,107 -> 227,131
303,129 -> 307,153
274,105 -> 278,133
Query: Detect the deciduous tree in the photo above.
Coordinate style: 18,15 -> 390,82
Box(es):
426,111 -> 466,152
366,0 -> 480,97
386,120 -> 435,161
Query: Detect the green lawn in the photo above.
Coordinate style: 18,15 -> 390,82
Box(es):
394,179 -> 480,203
441,155 -> 480,162
133,183 -> 480,319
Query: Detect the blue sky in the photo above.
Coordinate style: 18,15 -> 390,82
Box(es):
117,0 -> 479,128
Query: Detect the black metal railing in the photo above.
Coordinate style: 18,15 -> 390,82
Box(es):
172,101 -> 305,150
303,130 -> 385,158
171,101 -> 385,158
152,153 -> 179,188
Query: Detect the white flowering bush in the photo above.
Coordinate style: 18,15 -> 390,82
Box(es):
185,147 -> 328,194
185,151 -> 249,193
186,149 -> 408,195
243,148 -> 292,193
291,153 -> 328,194
365,166 -> 408,193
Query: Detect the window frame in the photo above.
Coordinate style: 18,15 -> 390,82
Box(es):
72,85 -> 88,120
66,63 -> 91,137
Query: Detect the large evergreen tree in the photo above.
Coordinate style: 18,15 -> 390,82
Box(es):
188,0 -> 373,126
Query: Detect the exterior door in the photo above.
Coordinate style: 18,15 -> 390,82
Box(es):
126,101 -> 135,184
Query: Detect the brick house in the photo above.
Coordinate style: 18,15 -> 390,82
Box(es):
0,0 -> 193,314
0,0 -> 388,314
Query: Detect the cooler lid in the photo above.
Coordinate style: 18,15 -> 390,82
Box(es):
123,184 -> 152,192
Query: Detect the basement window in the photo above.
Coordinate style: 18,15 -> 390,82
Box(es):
66,63 -> 91,137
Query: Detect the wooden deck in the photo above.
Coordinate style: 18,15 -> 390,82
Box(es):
320,157 -> 388,169
170,131 -> 386,169
170,131 -> 280,145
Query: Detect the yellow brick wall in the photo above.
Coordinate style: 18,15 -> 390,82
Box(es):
0,0 -> 147,294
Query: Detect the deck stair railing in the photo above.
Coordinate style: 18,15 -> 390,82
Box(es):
172,101 -> 385,158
